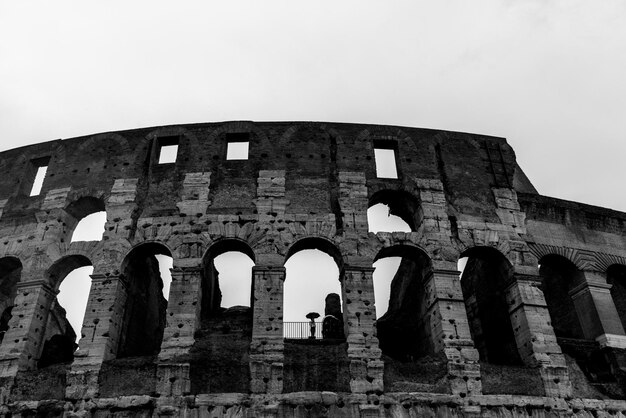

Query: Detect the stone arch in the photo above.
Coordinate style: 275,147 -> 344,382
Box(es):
528,244 -> 598,272
0,257 -> 22,345
284,236 -> 344,271
38,254 -> 93,368
117,242 -> 171,358
64,196 -> 107,242
538,254 -> 586,340
77,133 -> 131,156
201,238 -> 256,319
374,244 -> 434,360
459,246 -> 522,365
368,189 -> 421,232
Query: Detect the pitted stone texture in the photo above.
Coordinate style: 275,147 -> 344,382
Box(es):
0,121 -> 625,413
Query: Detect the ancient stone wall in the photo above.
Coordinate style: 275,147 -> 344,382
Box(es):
0,121 -> 625,416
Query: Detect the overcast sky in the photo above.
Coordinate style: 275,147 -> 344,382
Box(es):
2,1 -> 626,338
1,1 -> 625,211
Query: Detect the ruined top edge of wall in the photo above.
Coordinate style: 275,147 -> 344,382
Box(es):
1,121 -> 509,157
0,121 -> 532,226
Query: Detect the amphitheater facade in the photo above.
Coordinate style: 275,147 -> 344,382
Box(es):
1,121 -> 626,417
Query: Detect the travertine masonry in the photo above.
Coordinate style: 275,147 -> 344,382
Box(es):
0,121 -> 625,416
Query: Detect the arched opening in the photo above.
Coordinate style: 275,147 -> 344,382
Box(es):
189,240 -> 255,394
460,247 -> 522,365
282,238 -> 349,393
541,255 -> 617,392
200,239 -> 255,320
0,257 -> 22,345
607,264 -> 626,331
539,255 -> 585,339
39,255 -> 92,368
375,245 -> 433,361
66,197 -> 107,242
283,238 -> 343,326
118,243 -> 171,358
368,190 -> 420,233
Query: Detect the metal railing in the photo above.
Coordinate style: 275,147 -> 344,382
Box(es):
283,321 -> 323,339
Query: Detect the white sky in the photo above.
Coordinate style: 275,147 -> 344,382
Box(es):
2,1 -> 626,341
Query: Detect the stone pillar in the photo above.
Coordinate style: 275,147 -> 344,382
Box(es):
570,270 -> 626,348
423,268 -> 482,396
66,273 -> 128,399
505,275 -> 572,397
249,266 -> 284,394
0,280 -> 57,377
341,266 -> 383,394
157,267 -> 202,396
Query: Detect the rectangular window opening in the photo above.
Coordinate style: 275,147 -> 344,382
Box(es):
29,157 -> 50,196
226,132 -> 250,160
374,147 -> 398,179
157,137 -> 179,164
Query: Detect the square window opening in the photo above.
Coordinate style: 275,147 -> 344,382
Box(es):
374,148 -> 398,179
29,157 -> 50,196
226,133 -> 250,160
157,137 -> 179,164
158,144 -> 179,164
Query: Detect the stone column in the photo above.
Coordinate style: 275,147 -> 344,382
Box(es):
249,266 -> 284,394
423,268 -> 482,396
66,273 -> 128,399
0,280 -> 57,378
157,267 -> 202,396
505,275 -> 572,397
570,270 -> 626,348
341,266 -> 383,394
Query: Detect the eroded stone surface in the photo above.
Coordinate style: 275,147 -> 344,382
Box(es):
0,121 -> 625,416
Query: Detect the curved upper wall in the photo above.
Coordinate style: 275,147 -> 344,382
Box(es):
0,121 -> 536,223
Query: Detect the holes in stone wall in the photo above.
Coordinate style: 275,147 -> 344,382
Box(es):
459,247 -> 522,365
157,136 -> 179,164
28,157 -> 50,196
374,245 -> 432,361
226,133 -> 250,160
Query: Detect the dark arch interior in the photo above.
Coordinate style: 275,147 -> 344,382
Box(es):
375,245 -> 432,361
607,264 -> 626,332
118,243 -> 170,358
0,257 -> 22,345
65,196 -> 106,220
460,247 -> 522,365
539,255 -> 585,339
369,189 -> 420,231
